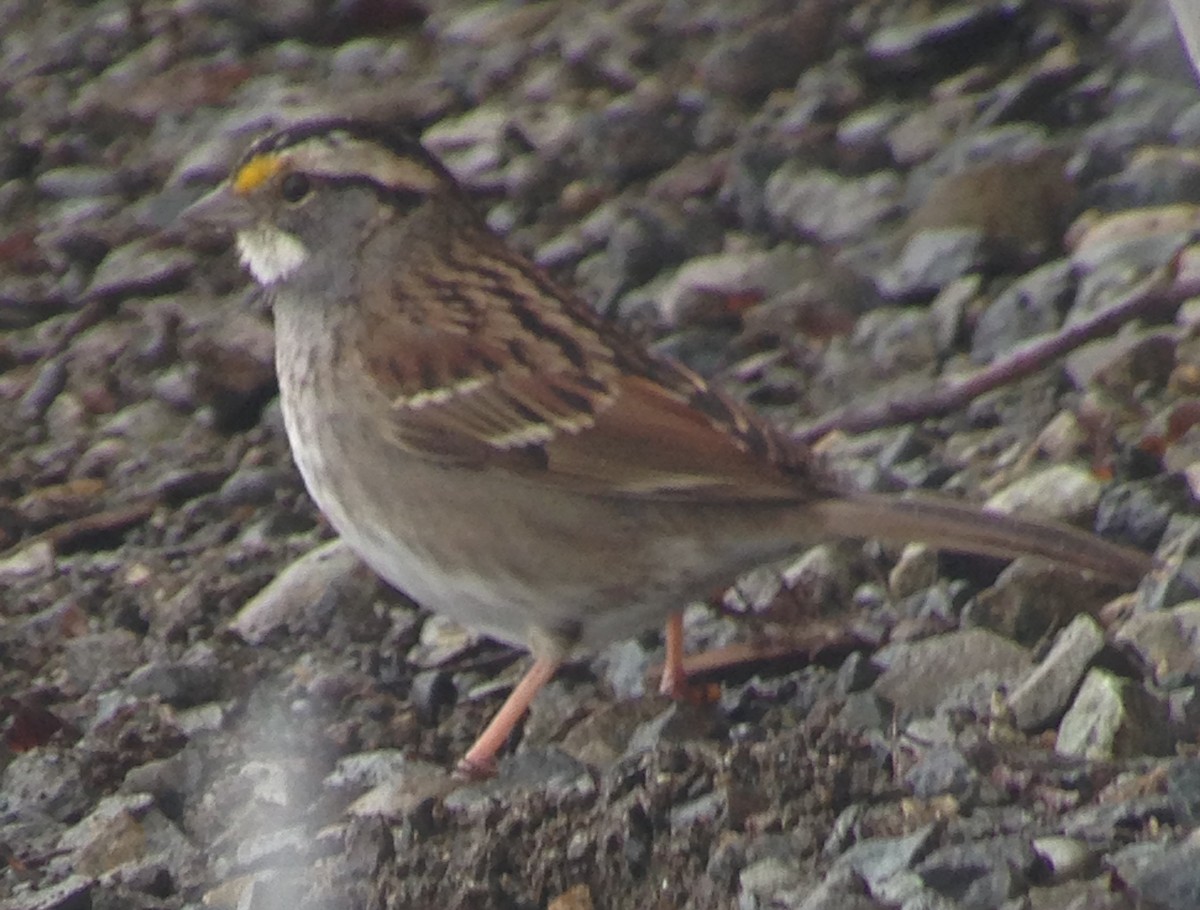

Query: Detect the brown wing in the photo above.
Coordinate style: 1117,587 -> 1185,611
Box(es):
541,372 -> 811,499
355,228 -> 814,501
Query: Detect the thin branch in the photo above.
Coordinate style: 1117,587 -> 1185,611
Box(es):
794,264 -> 1200,443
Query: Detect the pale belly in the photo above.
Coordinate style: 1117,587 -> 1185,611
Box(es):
277,389 -> 804,656
273,319 -> 806,657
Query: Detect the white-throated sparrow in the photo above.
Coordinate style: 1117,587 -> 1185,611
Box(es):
184,119 -> 1152,775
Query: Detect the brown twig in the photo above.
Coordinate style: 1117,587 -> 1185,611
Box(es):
0,495 -> 160,557
794,264 -> 1200,443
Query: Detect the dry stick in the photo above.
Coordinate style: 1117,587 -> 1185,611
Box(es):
794,265 -> 1200,444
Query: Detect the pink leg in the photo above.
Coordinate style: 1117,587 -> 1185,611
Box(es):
456,655 -> 561,778
659,612 -> 688,699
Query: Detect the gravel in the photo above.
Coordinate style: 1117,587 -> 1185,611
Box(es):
3,1 -> 1200,908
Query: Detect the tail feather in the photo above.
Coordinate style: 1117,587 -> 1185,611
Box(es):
807,492 -> 1153,584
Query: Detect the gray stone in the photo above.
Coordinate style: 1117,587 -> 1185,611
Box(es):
125,651 -> 220,707
0,748 -> 90,821
233,824 -> 310,868
71,438 -> 130,480
0,815 -> 65,883
346,759 -> 456,820
888,545 -> 940,601
574,93 -> 696,183
1031,836 -> 1094,882
1094,480 -> 1191,556
328,38 -> 411,81
42,391 -> 86,442
624,702 -> 720,759
218,466 -> 287,507
1087,147 -> 1200,209
594,638 -> 653,700
903,745 -> 977,799
0,875 -> 93,910
56,793 -> 154,852
17,357 -> 67,422
970,260 -> 1072,364
151,367 -> 197,411
147,466 -> 224,508
1026,880 -> 1130,910
1168,686 -> 1200,739
1063,329 -> 1176,394
1061,795 -> 1174,842
1007,615 -> 1105,731
779,542 -> 866,618
738,855 -> 809,909
836,692 -> 895,734
1073,252 -> 1190,347
886,97 -> 977,166
408,669 -> 456,727
228,540 -> 371,645
414,613 -> 485,669
1119,838 -> 1200,910
1056,669 -> 1173,759
832,824 -> 939,891
421,105 -> 509,190
1108,840 -> 1173,888
848,307 -> 941,379
866,2 -> 1015,74
184,310 -> 277,426
837,102 -> 908,169
0,540 -> 55,582
1165,758 -> 1200,827
835,651 -> 880,695
765,164 -> 903,243
120,751 -> 197,803
56,792 -> 198,879
324,750 -> 412,794
36,165 -> 120,198
965,562 -> 1114,647
1174,100 -> 1200,145
984,464 -> 1104,525
85,240 -> 193,302
898,893 -> 961,910
796,868 -> 882,910
947,804 -> 1036,843
1077,70 -> 1194,160
876,228 -> 986,301
578,202 -> 705,310
98,399 -> 190,448
669,791 -> 725,833
656,247 -> 807,326
62,630 -> 144,691
873,629 -> 1031,716
869,870 -> 929,906
1114,600 -> 1200,685
916,837 -> 1035,910
699,9 -> 828,101
443,749 -> 595,820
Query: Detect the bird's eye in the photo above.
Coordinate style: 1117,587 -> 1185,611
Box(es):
280,172 -> 311,203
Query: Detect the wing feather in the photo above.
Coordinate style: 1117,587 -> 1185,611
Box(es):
354,224 -> 816,499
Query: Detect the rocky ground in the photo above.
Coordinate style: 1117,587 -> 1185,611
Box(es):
4,0 -> 1200,908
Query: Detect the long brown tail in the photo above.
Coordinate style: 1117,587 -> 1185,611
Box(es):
806,491 -> 1154,584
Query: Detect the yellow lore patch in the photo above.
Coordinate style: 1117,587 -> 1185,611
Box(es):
233,154 -> 283,195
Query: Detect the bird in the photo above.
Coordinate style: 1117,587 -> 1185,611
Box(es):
182,118 -> 1153,775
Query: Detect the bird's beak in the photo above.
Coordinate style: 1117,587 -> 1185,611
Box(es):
180,184 -> 256,233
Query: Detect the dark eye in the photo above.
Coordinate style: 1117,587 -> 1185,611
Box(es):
280,172 -> 311,203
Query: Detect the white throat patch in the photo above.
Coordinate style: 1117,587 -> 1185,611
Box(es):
236,226 -> 309,285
